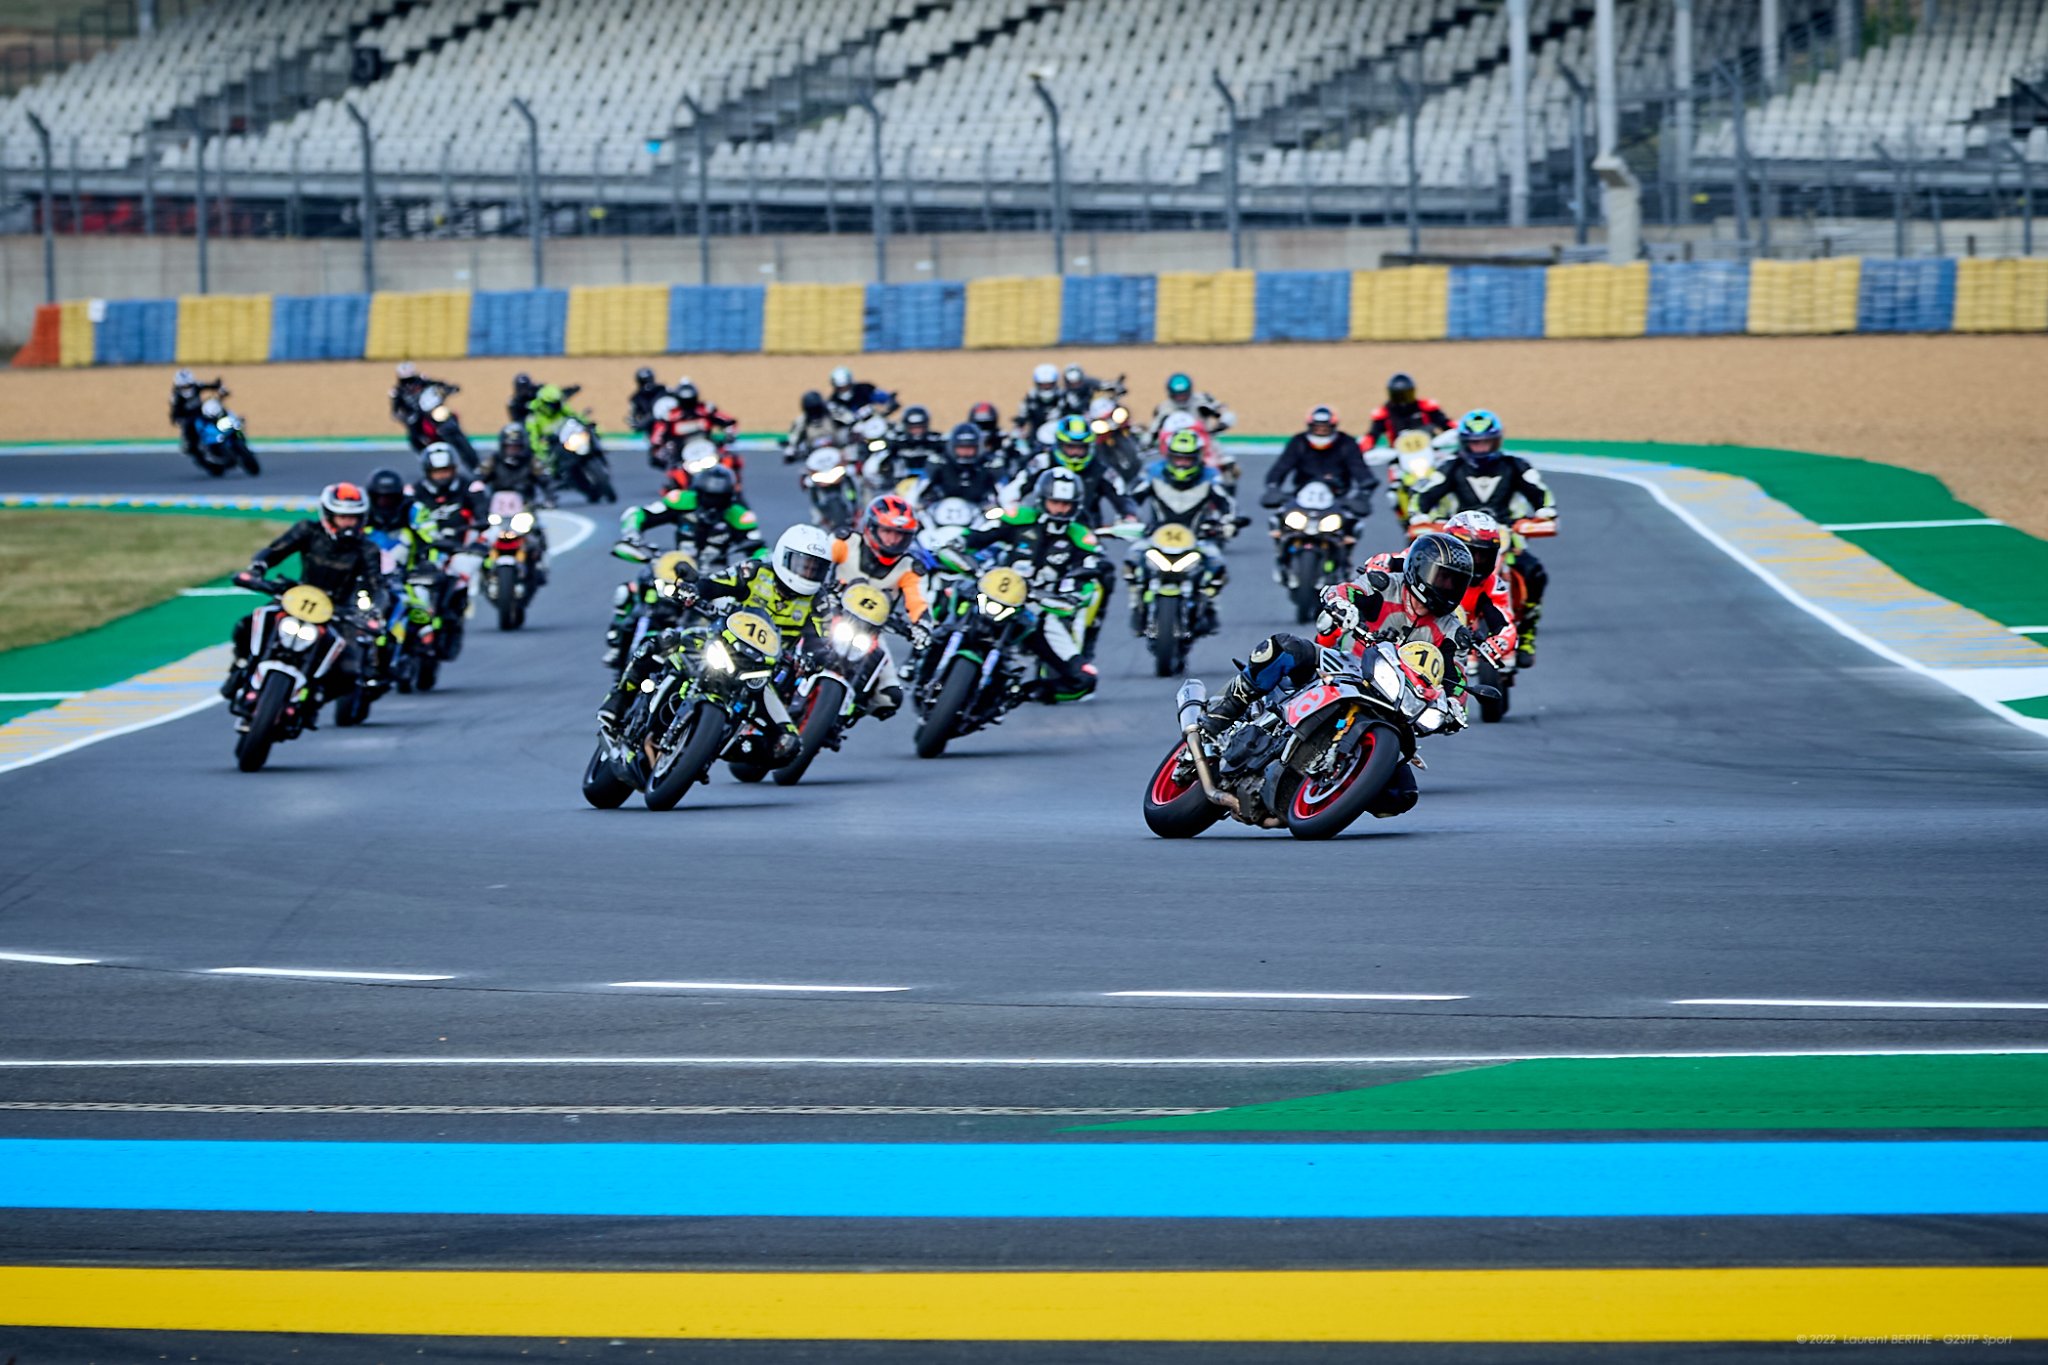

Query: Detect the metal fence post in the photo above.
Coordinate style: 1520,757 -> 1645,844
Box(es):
1031,75 -> 1065,275
1872,139 -> 1906,257
1994,140 -> 2032,256
855,92 -> 887,283
1211,69 -> 1241,268
185,114 -> 210,293
981,141 -> 994,232
344,101 -> 376,294
591,137 -> 606,236
25,111 -> 55,303
1716,64 -> 1752,253
142,128 -> 156,235
67,134 -> 83,236
440,133 -> 455,230
900,144 -> 918,237
510,97 -> 543,287
677,95 -> 712,284
288,135 -> 302,238
1400,57 -> 1421,256
1561,66 -> 1590,244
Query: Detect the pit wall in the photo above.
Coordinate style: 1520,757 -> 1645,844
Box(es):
15,258 -> 2048,368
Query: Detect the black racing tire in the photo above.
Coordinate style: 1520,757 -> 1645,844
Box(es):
914,656 -> 979,759
644,701 -> 726,810
1150,595 -> 1185,678
772,678 -> 846,787
395,659 -> 415,695
1288,545 -> 1322,624
450,428 -> 479,473
442,616 -> 465,663
235,438 -> 261,477
415,656 -> 439,693
334,686 -> 372,727
580,742 -> 634,809
1284,722 -> 1405,841
234,672 -> 294,772
1141,738 -> 1225,839
1476,656 -> 1509,723
202,459 -> 228,478
494,562 -> 523,632
728,761 -> 769,784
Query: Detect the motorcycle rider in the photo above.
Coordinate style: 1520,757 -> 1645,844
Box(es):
627,367 -> 666,435
1365,372 -> 1453,450
828,366 -> 893,419
170,368 -> 227,459
1130,428 -> 1236,636
604,464 -> 764,669
412,442 -> 485,533
783,390 -> 847,464
1014,363 -> 1065,437
507,372 -> 539,425
1059,363 -> 1113,416
825,494 -> 929,719
1265,405 -> 1372,510
912,422 -> 1007,509
1436,509 -> 1520,665
222,482 -> 385,719
1406,408 -> 1554,666
967,399 -> 1006,453
522,383 -> 583,485
389,360 -> 458,427
866,404 -> 945,488
1003,414 -> 1140,652
600,524 -> 837,763
1150,372 -> 1234,438
481,422 -> 546,502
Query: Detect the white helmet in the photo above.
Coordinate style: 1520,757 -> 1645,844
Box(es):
830,366 -> 854,390
651,395 -> 680,423
173,368 -> 195,387
200,397 -> 224,420
1032,363 -> 1058,390
771,524 -> 834,596
395,361 -> 418,380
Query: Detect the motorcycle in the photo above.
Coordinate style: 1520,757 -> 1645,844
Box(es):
403,384 -> 479,472
190,395 -> 261,478
388,562 -> 463,695
799,442 -> 863,533
1386,428 -> 1444,522
607,545 -> 710,682
553,415 -> 618,504
1270,480 -> 1355,625
480,490 -> 544,631
1130,521 -> 1215,678
772,583 -> 898,786
1142,635 -> 1468,841
1406,514 -> 1556,722
228,577 -> 353,771
912,566 -> 1080,759
581,605 -> 789,811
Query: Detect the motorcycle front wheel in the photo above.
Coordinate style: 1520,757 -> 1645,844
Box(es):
1150,595 -> 1186,678
581,741 -> 634,809
1288,545 -> 1324,624
645,701 -> 726,810
494,562 -> 524,631
913,656 -> 978,759
234,672 -> 294,773
1284,722 -> 1404,841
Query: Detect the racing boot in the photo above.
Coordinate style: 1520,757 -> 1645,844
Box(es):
1515,603 -> 1541,669
772,726 -> 802,765
1198,672 -> 1260,736
871,683 -> 904,720
219,655 -> 251,704
596,682 -> 633,735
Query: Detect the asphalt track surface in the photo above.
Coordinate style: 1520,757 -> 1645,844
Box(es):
2,443 -> 2046,1362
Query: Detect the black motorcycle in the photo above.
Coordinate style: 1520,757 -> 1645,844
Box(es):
188,394 -> 261,478
911,566 -> 1085,758
553,415 -> 617,504
228,576 -> 354,771
1268,480 -> 1356,625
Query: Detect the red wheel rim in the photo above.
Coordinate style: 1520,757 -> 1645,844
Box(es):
1150,742 -> 1195,805
1292,733 -> 1373,817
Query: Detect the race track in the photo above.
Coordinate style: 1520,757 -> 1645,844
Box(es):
1,443 -> 2045,1362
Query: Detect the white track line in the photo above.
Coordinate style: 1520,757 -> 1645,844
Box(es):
1105,990 -> 1468,1002
0,951 -> 100,966
2,1046 -> 2044,1069
2008,626 -> 2048,635
1676,997 -> 2048,1011
0,694 -> 221,778
611,981 -> 910,993
176,587 -> 250,597
1816,518 -> 2005,532
0,692 -> 83,701
207,967 -> 454,983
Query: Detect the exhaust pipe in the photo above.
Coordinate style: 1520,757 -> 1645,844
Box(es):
1180,722 -> 1241,816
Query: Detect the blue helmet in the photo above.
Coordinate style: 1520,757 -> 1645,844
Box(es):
1455,409 -> 1505,468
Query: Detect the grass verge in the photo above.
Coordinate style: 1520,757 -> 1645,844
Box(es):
0,510 -> 290,653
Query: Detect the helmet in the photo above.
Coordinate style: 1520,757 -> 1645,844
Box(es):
319,481 -> 368,539
634,367 -> 655,386
1402,532 -> 1476,618
674,377 -> 698,405
1033,467 -> 1083,528
1166,372 -> 1193,402
532,384 -> 564,413
1443,509 -> 1505,583
1062,364 -> 1087,387
420,443 -> 459,488
1305,404 -> 1338,451
1388,372 -> 1418,404
512,371 -> 534,393
1157,410 -> 1197,438
1164,429 -> 1205,485
1031,363 -> 1058,393
801,390 -> 828,419
830,366 -> 855,391
498,422 -> 530,454
771,524 -> 834,596
1455,408 -> 1505,468
651,395 -> 680,424
395,361 -> 417,381
947,422 -> 983,466
968,400 -> 1000,435
691,463 -> 736,508
200,397 -> 224,420
173,368 -> 195,387
1053,414 -> 1094,471
366,468 -> 409,528
860,494 -> 920,565
902,404 -> 931,437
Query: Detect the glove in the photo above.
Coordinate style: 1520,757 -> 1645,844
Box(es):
1317,590 -> 1361,637
1363,568 -> 1392,594
1452,623 -> 1488,653
1258,488 -> 1285,509
910,622 -> 931,652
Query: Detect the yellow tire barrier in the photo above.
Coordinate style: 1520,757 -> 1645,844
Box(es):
365,290 -> 472,361
1746,258 -> 1862,336
175,294 -> 275,365
963,275 -> 1062,350
1349,267 -> 1450,341
563,284 -> 669,357
57,300 -> 95,368
1952,257 -> 2048,333
762,282 -> 867,355
1543,262 -> 1649,339
1154,270 -> 1256,345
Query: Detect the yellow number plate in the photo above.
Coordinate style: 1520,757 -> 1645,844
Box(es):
280,584 -> 335,624
978,567 -> 1028,608
1398,640 -> 1446,688
842,584 -> 891,626
1152,523 -> 1197,552
726,611 -> 782,658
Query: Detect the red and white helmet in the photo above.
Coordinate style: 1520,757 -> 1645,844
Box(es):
319,481 -> 369,539
860,494 -> 920,567
1304,404 -> 1339,451
1442,509 -> 1505,582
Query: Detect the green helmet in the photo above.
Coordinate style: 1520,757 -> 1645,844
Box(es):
1053,413 -> 1094,471
533,384 -> 564,412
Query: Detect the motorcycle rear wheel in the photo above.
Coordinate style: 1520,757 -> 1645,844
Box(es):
416,656 -> 440,693
234,673 -> 294,773
335,687 -> 373,727
1141,738 -> 1225,839
1475,656 -> 1510,723
1284,722 -> 1404,841
772,678 -> 846,786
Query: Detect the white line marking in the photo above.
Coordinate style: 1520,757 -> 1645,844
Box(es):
2007,626 -> 2048,635
1676,997 -> 2048,1011
1816,518 -> 2005,532
1104,990 -> 1469,1002
176,587 -> 252,597
0,951 -> 100,966
611,980 -> 910,993
0,1102 -> 1209,1117
206,967 -> 454,983
540,509 -> 597,555
0,692 -> 83,701
0,694 -> 221,778
1539,458 -> 2048,742
1,1046 -> 2044,1069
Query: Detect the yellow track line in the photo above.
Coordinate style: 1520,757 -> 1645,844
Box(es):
3,1266 -> 2042,1341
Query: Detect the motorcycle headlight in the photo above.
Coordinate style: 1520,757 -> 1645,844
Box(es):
431,406 -> 452,423
1318,513 -> 1345,533
851,629 -> 876,653
1284,511 -> 1309,531
1371,658 -> 1402,699
1144,548 -> 1174,573
739,669 -> 773,687
977,594 -> 1015,620
487,513 -> 504,526
508,511 -> 535,535
702,640 -> 734,673
564,431 -> 591,454
686,456 -> 718,473
216,417 -> 234,431
831,619 -> 855,648
867,439 -> 889,453
813,465 -> 845,486
1416,705 -> 1445,733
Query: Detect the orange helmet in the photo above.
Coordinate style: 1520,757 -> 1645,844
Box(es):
860,493 -> 919,565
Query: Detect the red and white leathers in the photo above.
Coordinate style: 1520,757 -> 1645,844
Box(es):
1353,551 -> 1517,665
827,534 -> 929,711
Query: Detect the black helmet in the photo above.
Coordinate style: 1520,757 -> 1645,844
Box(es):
634,367 -> 655,386
1032,467 -> 1083,530
674,379 -> 699,405
512,371 -> 535,394
1387,372 -> 1418,404
1063,364 -> 1087,387
366,467 -> 409,529
801,390 -> 828,419
903,404 -> 931,436
947,422 -> 982,466
498,421 -> 529,453
968,400 -> 1000,435
1402,532 -> 1476,618
691,463 -> 736,508
420,443 -> 460,488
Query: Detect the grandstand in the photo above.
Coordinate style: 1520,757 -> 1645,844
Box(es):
1,0 -> 2043,248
